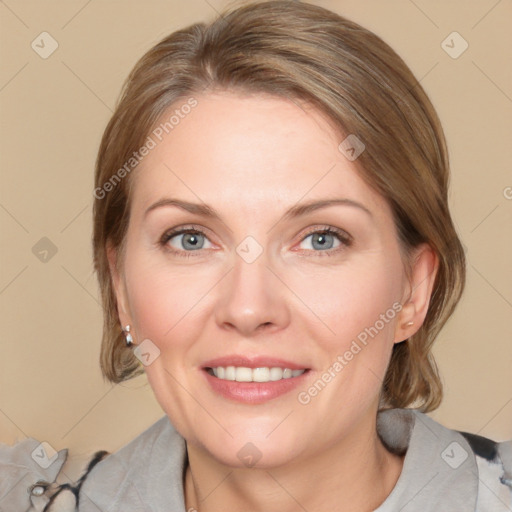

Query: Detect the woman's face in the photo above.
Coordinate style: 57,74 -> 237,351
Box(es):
111,91 -> 418,468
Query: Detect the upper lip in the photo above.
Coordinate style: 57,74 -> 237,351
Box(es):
202,355 -> 309,371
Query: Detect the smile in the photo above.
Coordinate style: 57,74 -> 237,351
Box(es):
201,356 -> 311,403
207,366 -> 306,382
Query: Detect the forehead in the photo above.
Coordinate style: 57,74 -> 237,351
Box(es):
131,91 -> 388,218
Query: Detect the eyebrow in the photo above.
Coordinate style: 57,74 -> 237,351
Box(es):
144,197 -> 373,221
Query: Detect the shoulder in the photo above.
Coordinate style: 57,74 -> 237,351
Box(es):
461,432 -> 512,511
416,411 -> 512,511
0,437 -> 70,510
78,415 -> 187,512
376,408 -> 512,511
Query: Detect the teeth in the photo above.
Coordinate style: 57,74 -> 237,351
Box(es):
225,366 -> 236,381
253,367 -> 270,382
209,366 -> 306,382
269,367 -> 283,381
236,367 -> 253,382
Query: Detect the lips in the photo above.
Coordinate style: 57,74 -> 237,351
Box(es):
202,355 -> 308,371
201,355 -> 310,403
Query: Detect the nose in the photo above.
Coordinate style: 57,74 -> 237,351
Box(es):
214,252 -> 290,337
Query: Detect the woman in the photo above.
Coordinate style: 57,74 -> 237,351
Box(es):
2,1 -> 510,511
82,2 -> 512,510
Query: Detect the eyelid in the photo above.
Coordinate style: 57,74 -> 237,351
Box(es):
159,225 -> 215,249
299,225 -> 352,244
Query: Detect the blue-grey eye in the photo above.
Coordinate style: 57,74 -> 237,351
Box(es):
299,231 -> 341,251
167,230 -> 212,251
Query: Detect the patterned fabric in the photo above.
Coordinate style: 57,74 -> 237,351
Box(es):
461,432 -> 512,511
0,438 -> 107,512
374,410 -> 512,511
1,410 -> 511,511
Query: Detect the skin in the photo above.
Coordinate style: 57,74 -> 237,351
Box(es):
109,91 -> 438,512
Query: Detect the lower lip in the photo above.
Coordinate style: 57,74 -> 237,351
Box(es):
203,370 -> 310,404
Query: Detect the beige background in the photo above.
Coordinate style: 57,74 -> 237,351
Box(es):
1,0 -> 511,479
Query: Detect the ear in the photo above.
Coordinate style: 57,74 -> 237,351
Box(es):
394,243 -> 439,344
106,242 -> 131,328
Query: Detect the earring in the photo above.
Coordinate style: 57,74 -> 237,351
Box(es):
123,325 -> 133,346
403,321 -> 414,328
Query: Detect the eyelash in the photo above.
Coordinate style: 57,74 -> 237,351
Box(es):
159,225 -> 353,259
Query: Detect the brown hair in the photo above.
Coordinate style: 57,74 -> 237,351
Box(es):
92,0 -> 465,412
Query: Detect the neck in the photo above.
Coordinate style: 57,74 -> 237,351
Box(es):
184,413 -> 404,512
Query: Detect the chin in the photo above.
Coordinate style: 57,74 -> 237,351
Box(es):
200,433 -> 306,470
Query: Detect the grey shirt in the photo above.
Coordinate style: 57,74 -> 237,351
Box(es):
2,408 -> 511,511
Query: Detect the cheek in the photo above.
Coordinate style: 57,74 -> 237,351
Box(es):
124,248 -> 217,344
289,255 -> 403,343
121,250 -> 220,432
286,253 -> 404,410
290,268 -> 401,419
